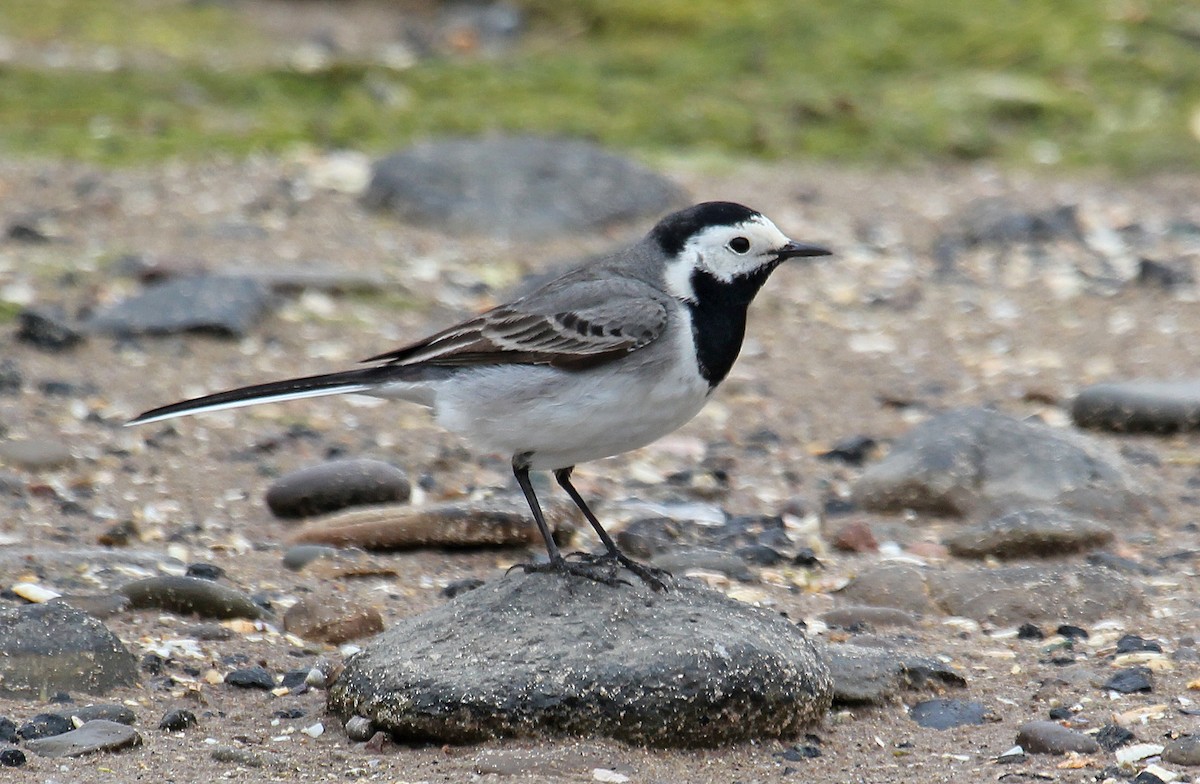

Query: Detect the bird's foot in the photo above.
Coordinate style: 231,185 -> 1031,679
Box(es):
567,550 -> 671,592
515,556 -> 631,588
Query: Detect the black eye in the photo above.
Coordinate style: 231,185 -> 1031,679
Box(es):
728,237 -> 750,254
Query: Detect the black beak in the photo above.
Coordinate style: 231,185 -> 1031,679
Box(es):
775,239 -> 832,260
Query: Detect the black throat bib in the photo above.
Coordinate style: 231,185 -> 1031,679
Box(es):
686,265 -> 777,388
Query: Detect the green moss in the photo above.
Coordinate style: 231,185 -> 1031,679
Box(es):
0,0 -> 1197,170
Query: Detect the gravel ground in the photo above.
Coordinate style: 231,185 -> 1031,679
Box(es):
2,155 -> 1200,782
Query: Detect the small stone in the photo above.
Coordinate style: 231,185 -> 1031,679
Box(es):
1017,623 -> 1045,640
68,704 -> 136,726
283,595 -> 384,644
817,436 -> 878,466
830,521 -> 879,553
86,275 -> 273,338
23,720 -> 141,758
1056,624 -> 1089,640
1115,743 -> 1166,764
441,578 -> 485,599
1096,724 -> 1137,751
300,722 -> 324,738
945,508 -> 1113,559
649,548 -> 754,581
0,438 -> 74,471
211,746 -> 267,767
290,498 -> 573,550
0,748 -> 25,767
825,643 -> 966,705
185,563 -> 225,581
18,713 -> 72,740
281,544 -> 340,571
225,666 -> 275,690
1016,720 -> 1101,755
1073,380 -> 1200,433
119,575 -> 270,620
1116,634 -> 1162,653
158,709 -> 197,732
344,715 -> 374,742
734,544 -> 785,566
909,699 -> 995,730
16,308 -> 84,352
1104,667 -> 1153,693
265,459 -> 411,520
1163,736 -> 1200,766
0,718 -> 14,743
0,360 -> 22,394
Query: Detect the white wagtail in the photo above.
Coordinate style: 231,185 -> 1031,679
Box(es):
129,202 -> 831,589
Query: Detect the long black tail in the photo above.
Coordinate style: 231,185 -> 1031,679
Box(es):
127,366 -> 396,426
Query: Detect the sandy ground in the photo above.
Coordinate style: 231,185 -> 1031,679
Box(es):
2,156 -> 1200,782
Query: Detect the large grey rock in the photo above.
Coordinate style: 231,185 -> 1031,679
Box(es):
328,571 -> 830,747
944,508 -> 1113,559
1073,380 -> 1200,433
838,564 -> 1144,625
824,643 -> 965,705
363,136 -> 684,239
23,720 -> 142,758
0,603 -> 138,697
87,275 -> 272,337
852,408 -> 1153,519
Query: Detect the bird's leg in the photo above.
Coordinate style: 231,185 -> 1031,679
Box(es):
554,467 -> 669,591
511,457 -> 627,588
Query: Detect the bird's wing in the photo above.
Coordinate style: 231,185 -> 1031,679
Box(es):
365,277 -> 670,370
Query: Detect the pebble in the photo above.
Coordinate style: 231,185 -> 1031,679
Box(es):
830,521 -> 879,553
363,136 -> 683,239
158,709 -> 198,732
16,307 -> 85,351
119,575 -> 271,620
344,715 -> 374,742
1103,666 -> 1153,693
328,570 -> 831,746
0,748 -> 25,767
0,438 -> 74,471
944,508 -> 1113,559
1115,743 -> 1166,764
649,548 -> 754,581
1073,380 -> 1200,433
225,666 -> 276,690
18,713 -> 73,740
822,643 -> 965,705
265,459 -> 411,519
1096,724 -> 1137,751
69,704 -> 136,726
290,498 -> 573,550
0,602 -> 138,697
23,720 -> 142,758
282,594 -> 384,644
1163,736 -> 1200,766
909,699 -> 995,730
1016,720 -> 1101,754
281,544 -> 340,571
0,718 -> 14,743
852,407 -> 1154,520
86,275 -> 273,337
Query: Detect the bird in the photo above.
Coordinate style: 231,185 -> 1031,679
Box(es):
128,201 -> 831,590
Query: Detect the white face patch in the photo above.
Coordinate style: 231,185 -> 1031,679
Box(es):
668,216 -> 794,291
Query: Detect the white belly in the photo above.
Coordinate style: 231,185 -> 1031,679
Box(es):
430,330 -> 710,470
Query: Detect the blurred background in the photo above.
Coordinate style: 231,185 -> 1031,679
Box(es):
1,0 -> 1198,171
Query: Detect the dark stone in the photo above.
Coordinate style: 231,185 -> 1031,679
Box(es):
1056,624 -> 1089,640
1017,623 -> 1044,640
817,436 -> 877,466
909,699 -> 994,730
328,571 -> 830,746
23,720 -> 142,758
441,578 -> 485,599
735,544 -> 785,566
185,563 -> 225,581
1115,634 -> 1162,654
280,669 -> 309,691
1163,735 -> 1200,766
1095,724 -> 1136,751
1137,257 -> 1194,290
158,709 -> 198,732
68,704 -> 136,726
1047,707 -> 1074,720
1103,666 -> 1152,693
119,575 -> 270,620
0,748 -> 25,767
1016,720 -> 1101,755
1073,379 -> 1200,433
281,544 -> 340,571
0,602 -> 138,697
614,517 -> 683,558
18,713 -> 72,740
363,136 -> 683,240
225,666 -> 275,690
0,359 -> 22,394
852,407 -> 1154,520
0,718 -> 15,743
824,643 -> 965,705
16,308 -> 85,352
265,459 -> 411,519
86,275 -> 273,338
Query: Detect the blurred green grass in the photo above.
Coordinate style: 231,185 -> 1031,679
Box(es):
0,0 -> 1198,170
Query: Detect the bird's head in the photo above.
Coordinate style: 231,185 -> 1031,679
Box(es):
652,202 -> 831,303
